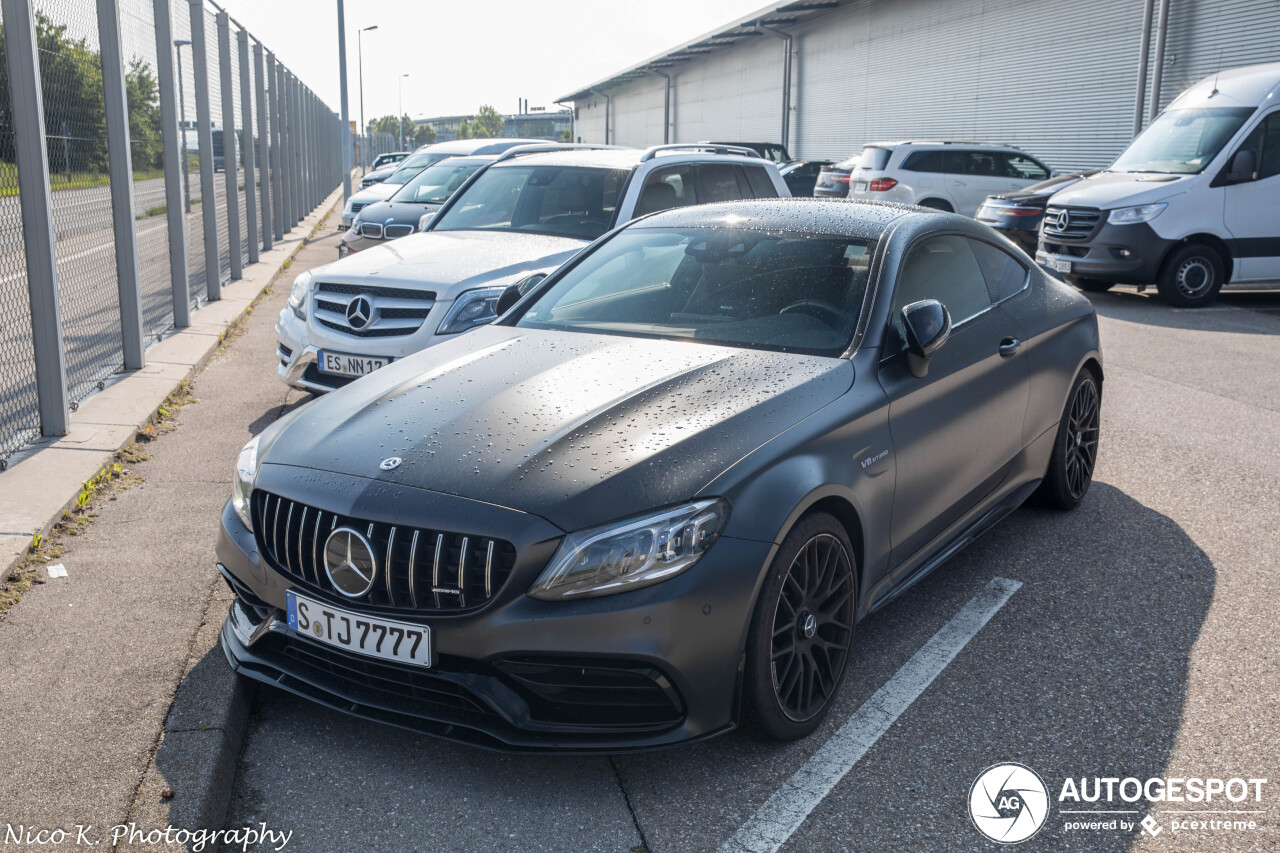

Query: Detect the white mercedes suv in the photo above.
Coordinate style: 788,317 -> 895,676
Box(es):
276,143 -> 789,392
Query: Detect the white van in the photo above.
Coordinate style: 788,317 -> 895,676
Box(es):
1037,62 -> 1280,307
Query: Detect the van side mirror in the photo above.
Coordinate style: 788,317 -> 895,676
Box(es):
496,273 -> 547,316
1226,149 -> 1257,184
901,299 -> 951,378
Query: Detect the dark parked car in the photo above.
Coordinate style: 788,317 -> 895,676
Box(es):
976,171 -> 1099,252
222,199 -> 1102,752
340,155 -> 495,256
370,151 -> 410,171
778,159 -> 834,196
814,155 -> 857,198
707,141 -> 791,164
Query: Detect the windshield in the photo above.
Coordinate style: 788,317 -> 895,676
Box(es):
384,152 -> 454,185
391,160 -> 485,204
432,165 -> 628,240
1112,107 -> 1254,174
515,227 -> 874,357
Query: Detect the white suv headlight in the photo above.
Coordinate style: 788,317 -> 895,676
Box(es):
1107,203 -> 1167,225
287,271 -> 311,320
231,435 -> 261,530
436,286 -> 505,335
528,499 -> 730,600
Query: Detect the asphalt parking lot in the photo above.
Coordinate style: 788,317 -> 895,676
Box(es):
209,280 -> 1280,851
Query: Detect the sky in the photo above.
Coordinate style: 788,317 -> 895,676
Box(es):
216,0 -> 772,124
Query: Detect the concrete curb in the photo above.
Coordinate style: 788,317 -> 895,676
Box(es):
0,185 -> 345,588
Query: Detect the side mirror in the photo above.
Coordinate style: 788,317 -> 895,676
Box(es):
901,299 -> 951,378
1225,149 -> 1257,184
417,211 -> 437,232
496,273 -> 546,316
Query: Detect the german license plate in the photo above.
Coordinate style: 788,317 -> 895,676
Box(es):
853,181 -> 868,192
1048,257 -> 1072,274
318,351 -> 387,377
286,590 -> 431,666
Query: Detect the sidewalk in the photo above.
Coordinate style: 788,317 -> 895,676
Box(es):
0,188 -> 344,844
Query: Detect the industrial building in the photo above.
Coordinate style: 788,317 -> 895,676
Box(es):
416,109 -> 572,142
559,0 -> 1280,171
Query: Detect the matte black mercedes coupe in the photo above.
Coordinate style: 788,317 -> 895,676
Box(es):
219,199 -> 1102,752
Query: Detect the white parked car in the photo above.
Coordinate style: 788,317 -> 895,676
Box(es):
825,140 -> 1052,216
277,143 -> 789,392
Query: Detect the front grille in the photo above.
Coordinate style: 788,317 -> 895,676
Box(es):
359,222 -> 384,239
317,318 -> 415,337
496,658 -> 684,728
1041,240 -> 1089,258
315,282 -> 438,301
350,202 -> 366,214
1042,205 -> 1101,241
385,223 -> 415,239
253,491 -> 518,615
311,283 -> 437,339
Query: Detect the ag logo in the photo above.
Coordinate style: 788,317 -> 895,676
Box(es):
969,763 -> 1049,844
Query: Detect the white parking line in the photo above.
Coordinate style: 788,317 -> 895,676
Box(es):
719,577 -> 1023,853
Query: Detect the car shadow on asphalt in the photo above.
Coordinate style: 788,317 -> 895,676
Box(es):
218,481 -> 1214,853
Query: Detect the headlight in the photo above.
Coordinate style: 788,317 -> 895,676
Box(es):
287,272 -> 311,320
435,286 -> 505,335
528,499 -> 730,600
1107,203 -> 1167,225
231,434 -> 261,531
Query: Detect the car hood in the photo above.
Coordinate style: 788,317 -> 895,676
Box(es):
261,326 -> 855,531
1046,170 -> 1193,208
350,182 -> 400,207
355,199 -> 444,228
311,230 -> 586,295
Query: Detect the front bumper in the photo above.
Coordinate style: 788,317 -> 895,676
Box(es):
1036,220 -> 1172,284
216,473 -> 773,753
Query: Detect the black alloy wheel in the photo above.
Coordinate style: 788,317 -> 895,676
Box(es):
745,513 -> 857,740
1034,369 -> 1101,509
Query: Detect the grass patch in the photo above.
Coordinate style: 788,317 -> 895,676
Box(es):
0,163 -> 165,198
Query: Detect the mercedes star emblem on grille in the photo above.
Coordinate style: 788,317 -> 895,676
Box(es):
1055,209 -> 1070,231
323,527 -> 378,598
345,295 -> 374,330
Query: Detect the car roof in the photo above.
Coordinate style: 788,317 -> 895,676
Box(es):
864,140 -> 1027,151
490,148 -> 779,170
416,138 -> 546,155
630,197 -> 922,239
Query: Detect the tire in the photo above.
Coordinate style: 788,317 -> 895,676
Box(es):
1071,278 -> 1114,293
744,512 -> 857,741
1032,369 -> 1101,510
917,198 -> 953,212
1156,243 -> 1225,307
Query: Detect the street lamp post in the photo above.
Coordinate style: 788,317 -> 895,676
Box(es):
398,73 -> 409,150
174,38 -> 192,213
357,25 -> 377,171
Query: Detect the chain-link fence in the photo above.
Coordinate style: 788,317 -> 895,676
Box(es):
0,0 -> 346,462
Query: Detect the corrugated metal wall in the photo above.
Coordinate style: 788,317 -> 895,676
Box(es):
573,0 -> 1280,172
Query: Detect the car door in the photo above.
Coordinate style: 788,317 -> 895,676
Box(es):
696,162 -> 750,203
1224,110 -> 1280,281
945,151 -> 1009,216
877,234 -> 1030,573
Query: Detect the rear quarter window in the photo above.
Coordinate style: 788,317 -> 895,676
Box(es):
743,166 -> 779,198
970,239 -> 1029,303
901,151 -> 946,173
698,163 -> 747,203
857,147 -> 892,170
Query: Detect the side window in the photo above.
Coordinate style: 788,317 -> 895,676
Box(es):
969,239 -> 1029,303
902,150 -> 945,173
743,166 -> 779,198
635,165 -> 697,217
889,235 -> 993,349
957,151 -> 1001,176
1003,153 -> 1050,181
697,163 -> 747,203
1237,112 -> 1280,180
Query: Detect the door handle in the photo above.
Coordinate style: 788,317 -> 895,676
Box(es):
999,337 -> 1022,357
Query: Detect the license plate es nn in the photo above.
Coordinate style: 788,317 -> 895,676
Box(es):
853,181 -> 869,192
1048,257 -> 1073,274
318,351 -> 387,377
287,590 -> 431,666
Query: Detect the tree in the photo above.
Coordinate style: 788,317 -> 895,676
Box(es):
411,122 -> 436,147
456,118 -> 471,140
126,58 -> 163,171
559,129 -> 572,142
470,104 -> 504,139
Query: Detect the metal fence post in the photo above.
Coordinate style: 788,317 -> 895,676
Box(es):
97,0 -> 144,370
237,28 -> 258,264
216,12 -> 241,280
152,0 -> 190,327
290,73 -> 302,223
253,41 -> 271,251
278,66 -> 292,228
189,0 -> 221,299
268,52 -> 284,240
1,0 -> 68,436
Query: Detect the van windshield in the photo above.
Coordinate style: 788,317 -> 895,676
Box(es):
1112,107 -> 1255,174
